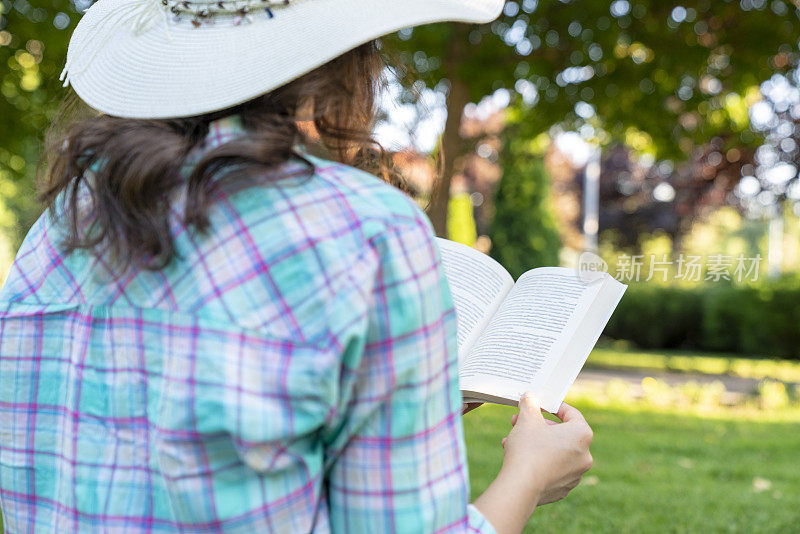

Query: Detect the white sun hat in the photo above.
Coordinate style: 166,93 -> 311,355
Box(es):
61,0 -> 504,119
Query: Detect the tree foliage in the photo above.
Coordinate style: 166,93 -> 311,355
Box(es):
387,0 -> 800,235
0,0 -> 80,243
392,0 -> 800,155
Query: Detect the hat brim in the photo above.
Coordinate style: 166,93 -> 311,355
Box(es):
65,0 -> 504,119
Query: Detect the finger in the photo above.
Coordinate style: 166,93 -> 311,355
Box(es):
518,391 -> 545,422
544,418 -> 558,425
556,402 -> 587,424
510,413 -> 518,426
501,437 -> 507,449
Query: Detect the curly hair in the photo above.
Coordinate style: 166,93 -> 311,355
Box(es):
39,40 -> 406,272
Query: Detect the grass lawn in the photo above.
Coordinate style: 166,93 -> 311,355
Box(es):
464,400 -> 800,533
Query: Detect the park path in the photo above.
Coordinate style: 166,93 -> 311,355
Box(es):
572,367 -> 784,403
577,367 -> 763,393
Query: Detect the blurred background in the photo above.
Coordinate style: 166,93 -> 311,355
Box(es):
2,0 -> 800,532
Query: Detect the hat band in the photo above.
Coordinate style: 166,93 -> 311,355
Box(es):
165,0 -> 291,26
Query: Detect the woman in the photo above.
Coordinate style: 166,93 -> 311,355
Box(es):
0,0 -> 593,532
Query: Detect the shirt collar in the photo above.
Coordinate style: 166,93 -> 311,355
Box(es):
183,113 -> 323,172
182,114 -> 247,170
203,114 -> 247,151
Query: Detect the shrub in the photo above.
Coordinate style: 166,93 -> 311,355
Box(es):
604,276 -> 800,359
447,191 -> 477,247
489,135 -> 560,278
604,285 -> 704,350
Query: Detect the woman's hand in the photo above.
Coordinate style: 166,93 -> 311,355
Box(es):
472,392 -> 593,534
501,393 -> 593,506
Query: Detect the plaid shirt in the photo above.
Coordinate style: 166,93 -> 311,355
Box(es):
0,115 -> 495,533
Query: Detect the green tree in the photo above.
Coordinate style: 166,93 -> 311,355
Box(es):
489,127 -> 560,278
387,0 -> 800,236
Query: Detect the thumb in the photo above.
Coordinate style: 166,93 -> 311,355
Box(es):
517,391 -> 545,424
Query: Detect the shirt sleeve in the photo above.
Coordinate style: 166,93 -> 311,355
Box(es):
321,216 -> 497,534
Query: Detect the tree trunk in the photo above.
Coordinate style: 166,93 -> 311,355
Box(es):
426,23 -> 470,238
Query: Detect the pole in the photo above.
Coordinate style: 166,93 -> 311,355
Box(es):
767,202 -> 783,278
583,147 -> 601,253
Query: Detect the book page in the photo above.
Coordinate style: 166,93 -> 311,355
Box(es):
436,238 -> 515,361
459,268 -> 603,412
537,275 -> 626,407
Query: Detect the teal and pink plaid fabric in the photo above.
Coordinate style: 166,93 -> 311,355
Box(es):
0,116 -> 495,533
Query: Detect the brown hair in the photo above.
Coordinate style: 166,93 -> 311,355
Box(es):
39,40 -> 406,272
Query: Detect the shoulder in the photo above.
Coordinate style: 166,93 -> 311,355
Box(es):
228,153 -> 432,240
307,154 -> 425,223
173,155 -> 441,339
206,153 -> 437,265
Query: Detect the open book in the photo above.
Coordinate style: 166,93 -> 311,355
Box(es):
437,238 -> 627,413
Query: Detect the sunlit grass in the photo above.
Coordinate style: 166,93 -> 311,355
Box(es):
464,399 -> 800,533
588,343 -> 800,383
